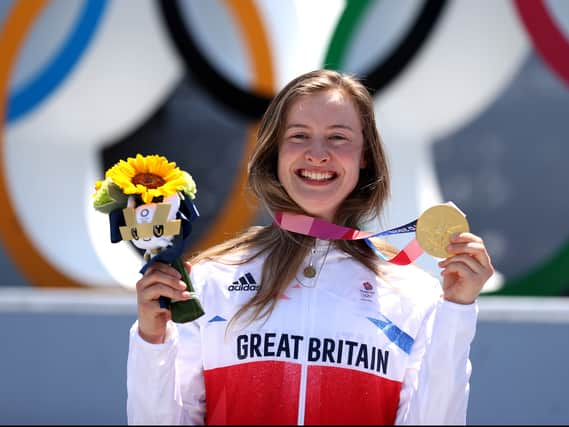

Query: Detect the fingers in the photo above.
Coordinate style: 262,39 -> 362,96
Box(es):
441,232 -> 493,271
141,283 -> 192,304
136,262 -> 192,306
439,254 -> 478,275
438,232 -> 495,304
135,260 -> 195,343
144,261 -> 181,279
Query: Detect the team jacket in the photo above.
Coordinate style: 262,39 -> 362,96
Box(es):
127,241 -> 478,425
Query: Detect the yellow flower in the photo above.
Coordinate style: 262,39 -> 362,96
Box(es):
106,154 -> 194,204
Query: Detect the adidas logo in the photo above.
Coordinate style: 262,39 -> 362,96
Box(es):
228,272 -> 260,291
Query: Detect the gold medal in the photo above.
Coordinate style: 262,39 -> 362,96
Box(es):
416,203 -> 470,258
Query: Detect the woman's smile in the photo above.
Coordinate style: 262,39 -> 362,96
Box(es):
295,168 -> 338,183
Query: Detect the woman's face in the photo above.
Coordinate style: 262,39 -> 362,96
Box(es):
277,89 -> 366,222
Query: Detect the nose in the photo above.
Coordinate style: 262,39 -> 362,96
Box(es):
305,139 -> 330,164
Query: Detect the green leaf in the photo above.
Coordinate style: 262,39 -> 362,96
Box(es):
93,180 -> 128,214
181,171 -> 197,200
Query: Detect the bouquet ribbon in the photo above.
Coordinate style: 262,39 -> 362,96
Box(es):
273,211 -> 423,265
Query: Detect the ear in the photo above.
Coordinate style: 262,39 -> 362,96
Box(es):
360,155 -> 367,169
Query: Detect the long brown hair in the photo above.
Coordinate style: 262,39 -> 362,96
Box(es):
190,69 -> 393,326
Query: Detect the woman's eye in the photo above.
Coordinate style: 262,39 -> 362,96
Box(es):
330,134 -> 348,143
287,133 -> 308,143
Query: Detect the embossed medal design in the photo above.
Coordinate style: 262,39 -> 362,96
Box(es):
416,203 -> 470,258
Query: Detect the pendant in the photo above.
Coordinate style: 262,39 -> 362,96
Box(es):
303,265 -> 316,278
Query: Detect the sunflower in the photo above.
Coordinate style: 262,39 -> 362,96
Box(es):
105,154 -> 196,204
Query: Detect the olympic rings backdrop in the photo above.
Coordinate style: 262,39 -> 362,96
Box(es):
1,0 -> 568,296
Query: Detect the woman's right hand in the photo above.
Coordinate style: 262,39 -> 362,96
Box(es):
135,261 -> 193,344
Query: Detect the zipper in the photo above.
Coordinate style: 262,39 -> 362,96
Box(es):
296,280 -> 310,425
296,241 -> 330,424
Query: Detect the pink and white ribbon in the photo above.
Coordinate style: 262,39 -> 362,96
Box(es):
274,211 -> 423,265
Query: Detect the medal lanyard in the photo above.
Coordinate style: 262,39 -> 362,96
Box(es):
273,211 -> 423,265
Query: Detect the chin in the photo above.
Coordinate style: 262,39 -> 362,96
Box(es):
302,207 -> 336,222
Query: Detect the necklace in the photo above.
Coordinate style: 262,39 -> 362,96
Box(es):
303,247 -> 318,278
297,241 -> 331,288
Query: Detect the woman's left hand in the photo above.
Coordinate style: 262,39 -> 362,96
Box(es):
438,232 -> 495,305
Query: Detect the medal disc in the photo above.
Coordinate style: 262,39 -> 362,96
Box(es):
416,203 -> 470,258
303,265 -> 316,278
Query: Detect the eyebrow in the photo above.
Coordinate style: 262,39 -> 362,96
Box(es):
285,123 -> 355,131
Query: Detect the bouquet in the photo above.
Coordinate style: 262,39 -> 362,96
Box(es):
92,153 -> 204,323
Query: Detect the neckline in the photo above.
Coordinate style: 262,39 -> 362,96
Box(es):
313,238 -> 332,252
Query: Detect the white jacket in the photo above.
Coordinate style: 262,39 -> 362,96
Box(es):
127,241 -> 478,425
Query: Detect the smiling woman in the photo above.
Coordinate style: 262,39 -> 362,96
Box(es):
126,69 -> 495,425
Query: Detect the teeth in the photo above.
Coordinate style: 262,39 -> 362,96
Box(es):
300,170 -> 334,181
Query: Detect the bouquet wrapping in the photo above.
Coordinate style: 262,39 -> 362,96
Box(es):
92,154 -> 204,323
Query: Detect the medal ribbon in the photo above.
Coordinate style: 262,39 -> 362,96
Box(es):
274,211 -> 423,265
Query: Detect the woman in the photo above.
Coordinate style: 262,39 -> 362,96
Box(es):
127,69 -> 494,425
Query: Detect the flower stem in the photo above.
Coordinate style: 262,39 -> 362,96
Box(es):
169,257 -> 205,323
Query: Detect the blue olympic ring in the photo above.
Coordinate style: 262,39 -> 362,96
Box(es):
6,0 -> 108,123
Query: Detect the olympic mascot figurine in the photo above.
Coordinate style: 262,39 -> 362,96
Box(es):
92,154 -> 204,323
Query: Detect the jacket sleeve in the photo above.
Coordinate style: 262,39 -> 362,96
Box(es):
126,318 -> 206,425
395,298 -> 478,425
